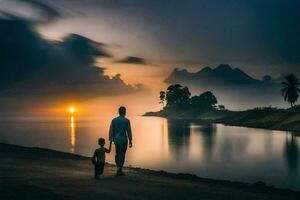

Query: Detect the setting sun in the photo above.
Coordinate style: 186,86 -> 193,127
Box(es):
69,107 -> 75,114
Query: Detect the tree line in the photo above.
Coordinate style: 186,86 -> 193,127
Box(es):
159,74 -> 300,112
159,84 -> 219,112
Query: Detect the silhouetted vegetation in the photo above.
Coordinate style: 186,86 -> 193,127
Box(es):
160,84 -> 218,114
282,74 -> 300,107
191,91 -> 217,111
144,83 -> 300,131
159,91 -> 166,109
166,84 -> 191,110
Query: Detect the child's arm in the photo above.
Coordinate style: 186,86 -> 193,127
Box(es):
91,150 -> 97,164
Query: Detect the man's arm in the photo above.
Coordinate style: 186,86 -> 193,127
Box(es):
127,120 -> 133,148
106,142 -> 112,153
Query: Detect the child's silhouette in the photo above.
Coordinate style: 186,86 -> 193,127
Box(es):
92,138 -> 111,179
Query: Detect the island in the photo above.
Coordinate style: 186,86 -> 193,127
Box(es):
144,79 -> 300,132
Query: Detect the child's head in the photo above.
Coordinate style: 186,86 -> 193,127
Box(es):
98,138 -> 105,147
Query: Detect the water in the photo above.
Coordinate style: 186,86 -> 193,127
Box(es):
0,116 -> 299,190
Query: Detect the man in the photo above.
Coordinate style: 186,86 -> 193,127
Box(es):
109,106 -> 133,176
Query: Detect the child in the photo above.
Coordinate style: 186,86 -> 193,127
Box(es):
92,138 -> 111,179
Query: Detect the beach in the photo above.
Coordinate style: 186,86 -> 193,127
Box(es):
0,143 -> 299,200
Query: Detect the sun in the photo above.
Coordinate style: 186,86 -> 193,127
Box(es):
69,107 -> 75,114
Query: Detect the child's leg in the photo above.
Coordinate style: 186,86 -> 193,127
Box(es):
94,164 -> 100,179
99,162 -> 105,175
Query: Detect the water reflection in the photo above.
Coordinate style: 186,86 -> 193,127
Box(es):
219,132 -> 250,164
160,118 -> 168,149
193,124 -> 216,158
167,119 -> 191,160
1,116 -> 300,190
70,115 -> 76,153
166,120 -> 253,163
284,132 -> 299,174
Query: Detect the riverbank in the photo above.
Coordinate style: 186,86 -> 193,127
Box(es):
0,143 -> 299,200
144,107 -> 300,132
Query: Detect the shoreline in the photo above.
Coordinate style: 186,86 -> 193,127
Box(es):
1,142 -> 300,200
143,110 -> 300,133
147,115 -> 300,133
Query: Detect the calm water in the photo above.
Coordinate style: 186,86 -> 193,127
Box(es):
0,116 -> 299,190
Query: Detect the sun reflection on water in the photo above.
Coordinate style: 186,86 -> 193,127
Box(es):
70,115 -> 76,153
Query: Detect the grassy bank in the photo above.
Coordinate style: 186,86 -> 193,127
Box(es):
144,106 -> 300,132
1,143 -> 299,200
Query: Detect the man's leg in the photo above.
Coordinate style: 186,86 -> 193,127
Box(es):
115,143 -> 127,175
115,144 -> 121,167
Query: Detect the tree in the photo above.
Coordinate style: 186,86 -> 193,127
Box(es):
218,105 -> 225,110
166,84 -> 191,109
159,91 -> 166,109
282,74 -> 300,107
190,91 -> 217,111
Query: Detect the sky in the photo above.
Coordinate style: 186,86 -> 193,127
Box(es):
39,0 -> 300,76
0,0 -> 299,114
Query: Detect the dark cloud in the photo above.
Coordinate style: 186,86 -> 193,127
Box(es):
64,0 -> 300,76
116,56 -> 146,65
0,14 -> 140,104
18,0 -> 61,23
5,0 -> 298,76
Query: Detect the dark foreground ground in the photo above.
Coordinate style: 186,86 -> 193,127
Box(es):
0,143 -> 299,200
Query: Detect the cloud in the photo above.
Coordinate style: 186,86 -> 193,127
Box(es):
7,0 -> 299,76
0,14 -> 141,104
55,0 -> 300,76
0,0 -> 64,24
116,56 -> 146,65
18,0 -> 61,23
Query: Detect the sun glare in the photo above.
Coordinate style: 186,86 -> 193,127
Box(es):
69,107 -> 75,114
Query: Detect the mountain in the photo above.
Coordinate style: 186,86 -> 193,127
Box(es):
165,64 -> 284,110
166,64 -> 270,86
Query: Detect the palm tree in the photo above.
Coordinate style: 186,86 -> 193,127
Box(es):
282,74 -> 300,107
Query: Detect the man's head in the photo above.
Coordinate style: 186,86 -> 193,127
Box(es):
98,138 -> 105,147
118,106 -> 126,116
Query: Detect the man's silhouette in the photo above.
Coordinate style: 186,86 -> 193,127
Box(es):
109,106 -> 133,176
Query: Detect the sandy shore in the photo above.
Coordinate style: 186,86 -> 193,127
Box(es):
0,143 -> 299,200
